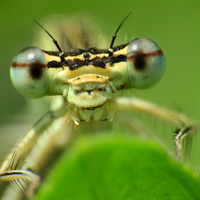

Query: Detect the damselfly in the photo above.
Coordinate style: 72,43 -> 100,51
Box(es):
0,13 -> 196,199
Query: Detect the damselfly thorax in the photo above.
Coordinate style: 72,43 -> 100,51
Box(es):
0,14 -> 196,199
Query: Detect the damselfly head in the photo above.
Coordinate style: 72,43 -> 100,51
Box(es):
10,14 -> 165,122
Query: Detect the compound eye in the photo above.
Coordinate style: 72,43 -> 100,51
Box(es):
10,47 -> 48,98
127,38 -> 165,89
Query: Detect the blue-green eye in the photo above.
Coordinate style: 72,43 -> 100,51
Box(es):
10,47 -> 48,98
127,38 -> 165,89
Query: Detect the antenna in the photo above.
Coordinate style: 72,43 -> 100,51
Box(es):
109,12 -> 132,55
33,20 -> 65,62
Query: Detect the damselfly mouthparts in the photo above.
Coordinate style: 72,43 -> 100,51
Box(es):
0,14 -> 196,199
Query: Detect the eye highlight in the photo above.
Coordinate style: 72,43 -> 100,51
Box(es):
10,47 -> 48,98
127,38 -> 165,89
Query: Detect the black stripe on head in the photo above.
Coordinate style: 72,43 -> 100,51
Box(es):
46,43 -> 128,70
47,54 -> 127,70
44,43 -> 128,57
47,61 -> 63,68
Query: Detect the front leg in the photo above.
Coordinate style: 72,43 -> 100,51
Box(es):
116,97 -> 197,158
0,97 -> 69,197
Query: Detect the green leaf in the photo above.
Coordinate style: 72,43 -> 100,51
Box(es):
33,134 -> 200,200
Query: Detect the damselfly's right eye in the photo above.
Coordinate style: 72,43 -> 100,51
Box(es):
10,47 -> 48,98
127,38 -> 165,89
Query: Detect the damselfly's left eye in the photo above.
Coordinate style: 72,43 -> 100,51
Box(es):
10,47 -> 48,98
127,38 -> 165,89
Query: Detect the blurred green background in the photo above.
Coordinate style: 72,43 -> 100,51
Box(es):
0,0 -> 200,167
